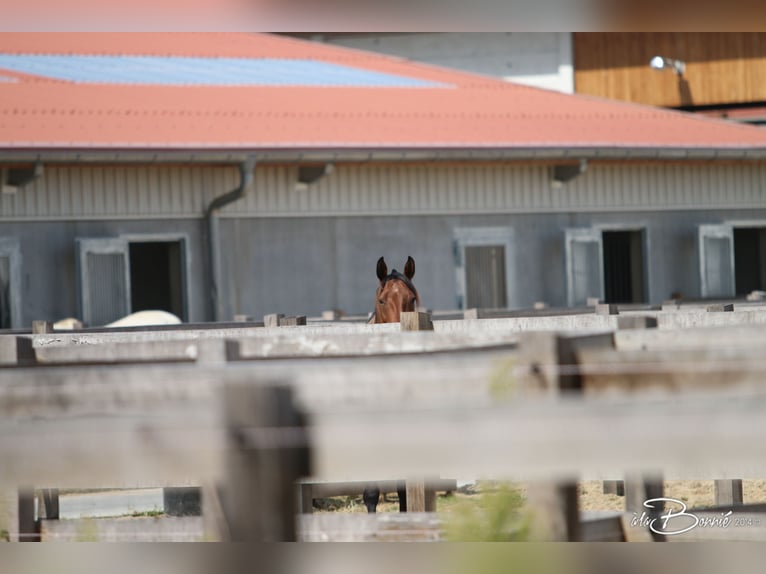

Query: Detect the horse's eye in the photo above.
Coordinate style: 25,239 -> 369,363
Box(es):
378,299 -> 385,305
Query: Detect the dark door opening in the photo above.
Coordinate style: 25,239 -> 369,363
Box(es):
734,227 -> 766,295
129,241 -> 186,320
465,244 -> 507,308
602,230 -> 646,304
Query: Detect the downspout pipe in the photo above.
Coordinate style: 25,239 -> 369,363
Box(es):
205,158 -> 256,322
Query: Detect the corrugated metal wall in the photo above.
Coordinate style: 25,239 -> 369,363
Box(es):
0,165 -> 239,220
1,162 -> 765,220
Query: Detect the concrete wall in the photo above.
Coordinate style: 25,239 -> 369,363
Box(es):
0,219 -> 207,326
217,208 -> 766,320
305,33 -> 574,94
4,207 -> 766,326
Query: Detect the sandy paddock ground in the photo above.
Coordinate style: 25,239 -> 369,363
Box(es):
579,479 -> 766,512
314,479 -> 766,515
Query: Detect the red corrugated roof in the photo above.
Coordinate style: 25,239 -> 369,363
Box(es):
2,32 -> 766,155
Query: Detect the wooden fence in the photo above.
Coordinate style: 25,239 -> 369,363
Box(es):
3,301 -> 766,541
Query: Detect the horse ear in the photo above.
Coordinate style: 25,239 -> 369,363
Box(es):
376,257 -> 387,282
404,256 -> 415,280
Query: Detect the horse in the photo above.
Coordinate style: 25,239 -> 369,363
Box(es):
370,255 -> 420,324
363,256 -> 420,513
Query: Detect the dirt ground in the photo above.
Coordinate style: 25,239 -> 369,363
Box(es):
579,479 -> 766,511
313,480 -> 766,514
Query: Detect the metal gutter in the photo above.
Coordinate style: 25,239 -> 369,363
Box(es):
3,147 -> 766,164
204,158 -> 255,322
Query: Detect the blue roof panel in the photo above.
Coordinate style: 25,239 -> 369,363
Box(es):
0,55 -> 448,88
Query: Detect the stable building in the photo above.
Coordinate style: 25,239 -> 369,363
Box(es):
2,32 -> 766,327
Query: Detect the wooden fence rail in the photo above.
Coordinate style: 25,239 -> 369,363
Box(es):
3,306 -> 766,541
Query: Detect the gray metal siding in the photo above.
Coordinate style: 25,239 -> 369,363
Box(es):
0,165 -> 231,220
85,252 -> 129,326
2,163 -> 766,221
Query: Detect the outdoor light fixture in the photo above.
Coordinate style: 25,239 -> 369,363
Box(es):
2,162 -> 44,194
551,159 -> 588,188
650,55 -> 686,76
295,163 -> 333,191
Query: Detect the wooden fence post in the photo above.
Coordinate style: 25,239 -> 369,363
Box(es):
516,332 -> 617,540
594,304 -> 618,316
280,316 -> 307,327
527,481 -> 580,541
401,311 -> 433,332
707,303 -> 734,312
605,315 -> 658,497
400,311 -> 434,512
714,479 -> 744,507
32,321 -> 53,334
38,488 -> 59,520
613,317 -> 664,540
263,314 -> 284,328
222,382 -> 310,541
623,472 -> 664,542
18,487 -> 38,542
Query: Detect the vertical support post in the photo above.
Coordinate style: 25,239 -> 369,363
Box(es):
623,472 -> 664,541
614,315 -> 664,540
400,311 -> 434,331
515,332 -> 617,540
263,313 -> 284,328
424,480 -> 437,512
706,303 -> 734,312
201,482 -> 230,542
606,316 -> 658,498
0,489 -> 19,541
32,321 -> 53,334
527,481 -> 580,541
594,304 -> 618,316
406,478 -> 426,513
714,479 -> 744,507
299,483 -> 314,514
280,316 -> 307,327
400,311 -> 434,512
163,487 -> 201,516
18,487 -> 38,542
38,488 -> 59,520
223,383 -> 310,541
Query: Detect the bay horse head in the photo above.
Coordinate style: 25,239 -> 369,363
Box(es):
373,256 -> 420,324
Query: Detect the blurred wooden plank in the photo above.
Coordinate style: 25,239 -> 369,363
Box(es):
41,516 -> 204,542
615,325 -> 766,352
577,346 -> 766,396
581,515 -> 624,541
297,512 -> 442,542
309,395 -> 766,480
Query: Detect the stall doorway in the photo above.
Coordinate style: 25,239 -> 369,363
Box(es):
129,241 -> 185,318
78,236 -> 188,326
602,230 -> 646,304
733,227 -> 766,295
566,227 -> 647,306
699,224 -> 766,298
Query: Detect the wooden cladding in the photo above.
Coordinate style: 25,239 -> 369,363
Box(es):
574,33 -> 766,108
